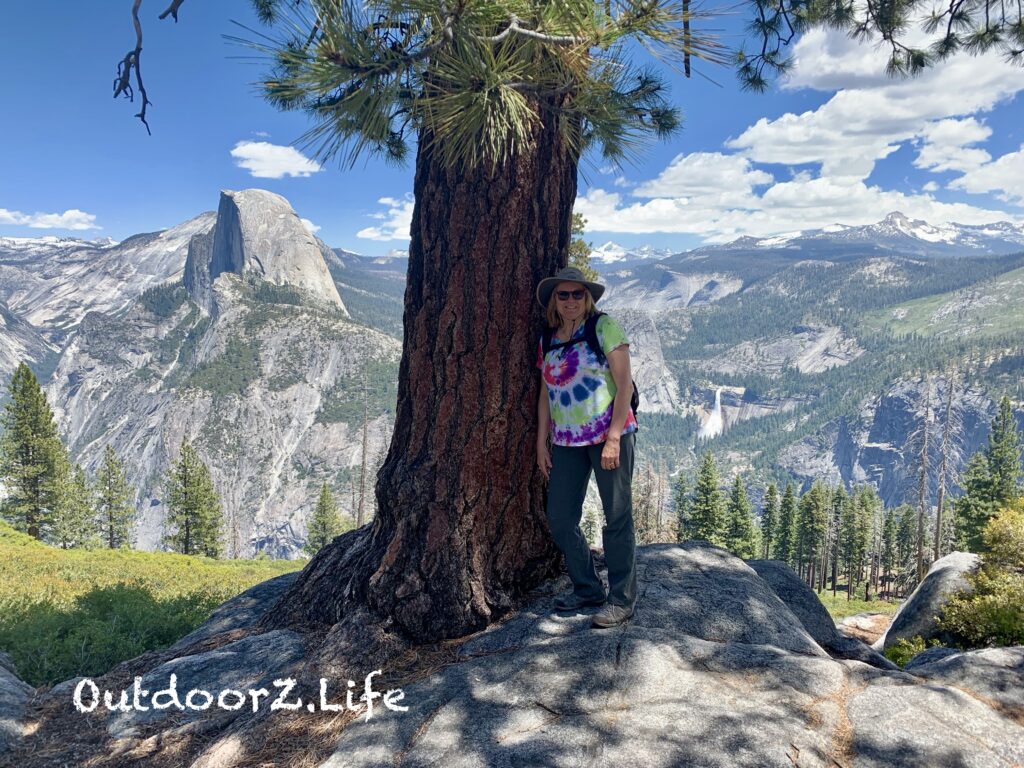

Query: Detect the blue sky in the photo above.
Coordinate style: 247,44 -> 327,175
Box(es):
1,3 -> 1022,255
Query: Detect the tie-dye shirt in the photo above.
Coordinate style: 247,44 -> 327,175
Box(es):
537,314 -> 638,447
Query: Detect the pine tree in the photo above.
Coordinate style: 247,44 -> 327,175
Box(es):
51,463 -> 98,549
829,485 -> 847,595
688,452 -> 725,547
986,396 -> 1022,504
164,440 -> 223,558
724,475 -> 758,558
894,503 -> 918,595
761,483 -> 779,559
305,483 -> 345,556
0,362 -> 69,540
95,445 -> 135,549
774,482 -> 798,566
796,482 -> 828,586
956,452 -> 997,552
881,506 -> 898,598
672,473 -> 689,544
839,490 -> 861,600
581,504 -> 599,547
568,213 -> 600,283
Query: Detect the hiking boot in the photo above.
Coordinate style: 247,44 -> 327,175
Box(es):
553,592 -> 606,611
591,603 -> 634,628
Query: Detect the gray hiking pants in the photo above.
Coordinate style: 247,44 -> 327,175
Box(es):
546,433 -> 637,608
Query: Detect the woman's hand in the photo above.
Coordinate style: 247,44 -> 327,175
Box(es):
601,436 -> 621,471
537,440 -> 552,480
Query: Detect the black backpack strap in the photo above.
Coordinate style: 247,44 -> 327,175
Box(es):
584,312 -> 606,365
541,326 -> 555,356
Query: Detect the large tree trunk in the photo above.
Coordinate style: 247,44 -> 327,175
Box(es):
265,110 -> 577,643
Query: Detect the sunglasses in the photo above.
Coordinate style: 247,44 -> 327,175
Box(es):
556,289 -> 587,301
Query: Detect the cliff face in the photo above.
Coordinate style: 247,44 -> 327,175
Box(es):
206,190 -> 347,314
46,191 -> 392,558
778,377 -> 1014,504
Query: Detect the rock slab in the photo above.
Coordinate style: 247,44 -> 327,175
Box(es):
874,551 -> 979,651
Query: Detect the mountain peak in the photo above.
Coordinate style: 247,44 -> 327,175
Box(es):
202,189 -> 346,313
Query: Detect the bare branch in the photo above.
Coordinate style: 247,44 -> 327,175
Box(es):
158,0 -> 185,22
113,0 -> 153,134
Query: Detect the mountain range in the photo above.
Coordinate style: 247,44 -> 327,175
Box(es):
1,195 -> 1022,556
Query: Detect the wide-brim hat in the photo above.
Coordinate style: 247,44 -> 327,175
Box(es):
536,266 -> 605,308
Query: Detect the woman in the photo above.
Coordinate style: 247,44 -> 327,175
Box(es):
535,266 -> 638,628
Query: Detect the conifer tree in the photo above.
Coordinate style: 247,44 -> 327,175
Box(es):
839,490 -> 862,600
164,440 -> 223,557
0,362 -> 68,540
724,475 -> 758,558
581,505 -> 599,547
95,445 -> 135,549
51,463 -> 99,549
305,483 -> 345,556
829,485 -> 847,595
796,482 -> 828,586
881,506 -> 898,598
673,473 -> 689,544
986,396 -> 1022,504
894,503 -> 918,595
774,482 -> 798,566
688,452 -> 725,547
568,213 -> 600,283
761,483 -> 779,559
956,452 -> 998,552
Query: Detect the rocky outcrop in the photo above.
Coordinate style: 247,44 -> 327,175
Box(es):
13,542 -> 1024,767
0,651 -> 32,753
906,647 -> 1024,722
614,309 -> 682,414
47,270 -> 399,557
208,190 -> 346,314
748,559 -> 898,671
837,612 -> 892,645
874,551 -> 980,651
781,378 -> 1008,506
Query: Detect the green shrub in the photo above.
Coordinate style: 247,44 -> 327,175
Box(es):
938,500 -> 1024,647
883,636 -> 942,667
940,568 -> 1024,647
0,522 -> 303,686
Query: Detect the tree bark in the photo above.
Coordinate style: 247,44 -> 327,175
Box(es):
265,110 -> 576,643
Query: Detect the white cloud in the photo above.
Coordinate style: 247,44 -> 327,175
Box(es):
923,181 -> 939,192
300,217 -> 321,234
253,131 -> 271,138
914,118 -> 992,174
950,144 -> 1024,204
727,29 -> 1024,180
576,171 -> 1016,242
0,207 -> 99,230
357,196 -> 414,241
230,141 -> 322,179
633,152 -> 773,205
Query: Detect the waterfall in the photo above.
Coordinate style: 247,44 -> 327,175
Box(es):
698,387 -> 724,440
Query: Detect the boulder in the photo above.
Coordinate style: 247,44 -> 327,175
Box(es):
167,571 -> 301,653
748,559 -> 898,671
0,653 -> 33,753
837,612 -> 892,645
905,647 -> 1024,721
107,629 -> 306,739
874,552 -> 980,651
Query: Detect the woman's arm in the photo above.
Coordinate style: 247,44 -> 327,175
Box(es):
536,380 -> 552,479
601,344 -> 632,470
606,345 -> 632,440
